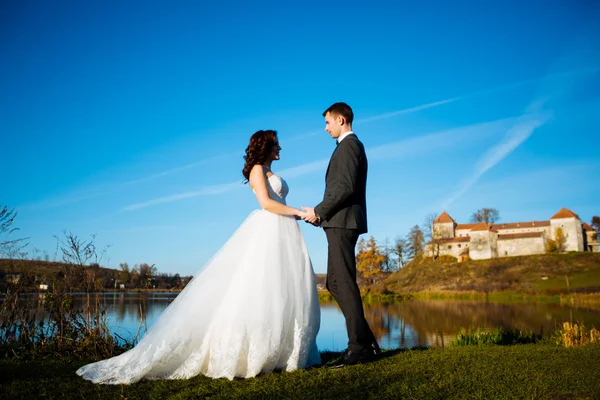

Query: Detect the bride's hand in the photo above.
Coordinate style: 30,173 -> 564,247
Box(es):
295,208 -> 306,220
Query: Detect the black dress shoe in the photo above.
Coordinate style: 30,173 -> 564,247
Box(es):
370,342 -> 381,355
326,349 -> 350,368
327,348 -> 374,368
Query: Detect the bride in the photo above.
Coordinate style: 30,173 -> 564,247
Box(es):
77,130 -> 321,383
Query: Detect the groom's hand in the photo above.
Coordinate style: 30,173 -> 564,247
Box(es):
301,207 -> 320,226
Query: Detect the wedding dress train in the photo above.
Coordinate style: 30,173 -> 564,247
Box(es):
76,174 -> 321,383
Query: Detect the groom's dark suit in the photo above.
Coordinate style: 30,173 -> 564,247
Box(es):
314,133 -> 378,354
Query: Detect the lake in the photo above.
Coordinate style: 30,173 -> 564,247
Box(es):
12,292 -> 600,351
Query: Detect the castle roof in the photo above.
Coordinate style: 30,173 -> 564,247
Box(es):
435,211 -> 455,224
493,221 -> 550,230
582,222 -> 594,230
498,232 -> 545,240
456,223 -> 479,230
457,220 -> 550,231
436,236 -> 471,243
550,208 -> 580,220
471,222 -> 498,232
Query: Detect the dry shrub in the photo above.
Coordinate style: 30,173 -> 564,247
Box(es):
555,322 -> 600,348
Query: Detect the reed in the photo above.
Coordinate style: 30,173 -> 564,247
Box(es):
554,322 -> 600,348
0,233 -> 144,360
450,326 -> 541,346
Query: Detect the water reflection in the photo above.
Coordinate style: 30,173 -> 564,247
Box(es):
12,293 -> 600,351
360,300 -> 600,350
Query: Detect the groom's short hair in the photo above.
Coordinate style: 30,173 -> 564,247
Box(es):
323,102 -> 354,125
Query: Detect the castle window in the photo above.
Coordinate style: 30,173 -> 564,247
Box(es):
458,244 -> 462,248
448,245 -> 452,249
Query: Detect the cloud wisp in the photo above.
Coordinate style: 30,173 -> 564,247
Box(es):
122,181 -> 243,211
437,58 -> 597,209
440,111 -> 553,209
27,67 -> 597,213
285,66 -> 594,143
121,114 -> 542,211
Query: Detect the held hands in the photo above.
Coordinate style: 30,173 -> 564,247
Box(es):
300,207 -> 321,226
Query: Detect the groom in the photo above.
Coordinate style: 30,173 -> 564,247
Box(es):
303,102 -> 380,367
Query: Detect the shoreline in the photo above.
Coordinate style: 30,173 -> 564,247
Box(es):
5,289 -> 600,307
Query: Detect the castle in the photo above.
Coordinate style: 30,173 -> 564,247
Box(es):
428,208 -> 599,261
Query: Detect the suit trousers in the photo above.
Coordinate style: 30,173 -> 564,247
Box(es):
324,227 -> 377,353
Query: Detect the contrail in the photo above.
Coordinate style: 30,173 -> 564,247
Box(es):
437,61 -> 597,208
441,111 -> 553,209
122,182 -> 242,211
26,67 -> 597,212
121,114 -> 537,211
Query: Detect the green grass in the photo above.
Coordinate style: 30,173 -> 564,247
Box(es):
535,269 -> 600,292
2,344 -> 600,399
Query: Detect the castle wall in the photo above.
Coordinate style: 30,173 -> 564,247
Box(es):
497,236 -> 546,257
456,228 -> 472,237
425,240 -> 468,259
436,222 -> 455,238
439,243 -> 465,258
550,218 -> 584,251
457,226 -> 550,238
469,232 -> 498,260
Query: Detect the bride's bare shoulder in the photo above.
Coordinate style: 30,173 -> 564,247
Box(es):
249,165 -> 267,188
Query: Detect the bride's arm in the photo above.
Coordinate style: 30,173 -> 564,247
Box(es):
249,165 -> 304,217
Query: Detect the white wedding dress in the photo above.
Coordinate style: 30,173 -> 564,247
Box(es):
77,174 -> 321,383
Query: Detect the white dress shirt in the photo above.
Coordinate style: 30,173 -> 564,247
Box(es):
337,131 -> 355,144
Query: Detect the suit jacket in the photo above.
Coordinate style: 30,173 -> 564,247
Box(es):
314,134 -> 368,234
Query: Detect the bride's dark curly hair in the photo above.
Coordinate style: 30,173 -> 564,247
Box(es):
242,130 -> 278,183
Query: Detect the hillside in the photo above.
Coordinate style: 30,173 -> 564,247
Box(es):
0,258 -> 119,277
383,252 -> 600,294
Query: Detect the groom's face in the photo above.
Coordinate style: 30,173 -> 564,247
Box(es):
324,112 -> 342,139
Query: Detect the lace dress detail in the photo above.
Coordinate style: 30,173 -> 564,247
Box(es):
76,174 -> 321,383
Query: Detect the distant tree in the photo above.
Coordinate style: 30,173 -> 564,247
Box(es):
470,208 -> 500,225
554,227 -> 567,251
130,265 -> 140,288
172,273 -> 182,289
356,236 -> 386,284
138,263 -> 158,288
405,225 -> 425,262
380,237 -> 394,273
392,237 -> 407,269
119,262 -> 131,285
545,238 -> 557,253
423,213 -> 443,259
546,227 -> 567,253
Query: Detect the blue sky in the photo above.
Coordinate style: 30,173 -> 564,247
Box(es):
1,1 -> 599,275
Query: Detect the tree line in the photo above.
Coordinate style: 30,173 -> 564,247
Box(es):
1,205 -> 193,292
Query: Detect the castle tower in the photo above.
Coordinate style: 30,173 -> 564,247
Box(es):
549,208 -> 584,252
433,211 -> 456,239
468,222 -> 499,260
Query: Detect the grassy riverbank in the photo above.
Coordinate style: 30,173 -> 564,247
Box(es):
1,344 -> 599,399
